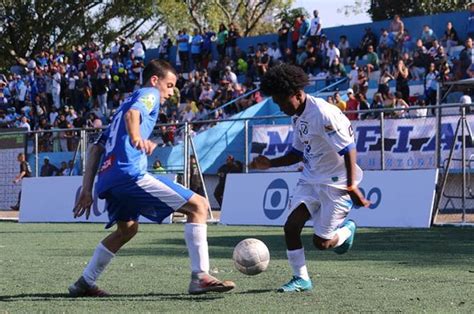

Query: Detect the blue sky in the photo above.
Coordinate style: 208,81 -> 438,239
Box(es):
293,0 -> 372,28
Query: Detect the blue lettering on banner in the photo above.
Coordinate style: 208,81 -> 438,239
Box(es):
356,126 -> 381,153
421,123 -> 455,152
263,179 -> 289,219
74,186 -> 106,217
264,131 -> 293,156
393,126 -> 414,153
353,187 -> 382,210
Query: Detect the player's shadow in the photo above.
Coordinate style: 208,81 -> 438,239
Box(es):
236,288 -> 274,294
0,292 -> 223,302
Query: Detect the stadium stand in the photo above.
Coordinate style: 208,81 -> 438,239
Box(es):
1,9 -> 473,176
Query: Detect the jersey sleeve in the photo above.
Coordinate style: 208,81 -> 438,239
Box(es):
321,107 -> 356,156
290,121 -> 304,157
130,92 -> 159,118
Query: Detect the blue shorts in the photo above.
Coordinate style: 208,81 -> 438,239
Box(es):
101,173 -> 194,229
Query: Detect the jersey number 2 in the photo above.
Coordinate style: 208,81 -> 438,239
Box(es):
105,111 -> 123,154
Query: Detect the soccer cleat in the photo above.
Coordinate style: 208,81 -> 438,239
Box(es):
334,220 -> 357,255
188,272 -> 236,295
68,276 -> 110,297
277,276 -> 313,292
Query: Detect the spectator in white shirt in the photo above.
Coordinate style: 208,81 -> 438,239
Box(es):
223,66 -> 238,85
338,35 -> 351,64
18,116 -> 31,131
348,62 -> 359,90
199,83 -> 215,105
133,35 -> 146,60
326,41 -> 341,67
268,42 -> 282,64
181,103 -> 195,122
49,107 -> 58,126
111,38 -> 121,57
309,10 -> 322,45
51,68 -> 62,109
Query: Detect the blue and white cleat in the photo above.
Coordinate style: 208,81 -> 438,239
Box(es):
334,219 -> 357,255
277,276 -> 313,292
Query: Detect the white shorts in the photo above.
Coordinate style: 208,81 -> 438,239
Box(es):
289,180 -> 352,239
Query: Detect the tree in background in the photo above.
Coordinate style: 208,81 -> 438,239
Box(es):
0,0 -> 186,69
276,7 -> 309,24
339,0 -> 467,21
182,0 -> 294,36
0,0 -> 300,69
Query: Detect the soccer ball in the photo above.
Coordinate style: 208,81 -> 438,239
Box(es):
232,238 -> 270,276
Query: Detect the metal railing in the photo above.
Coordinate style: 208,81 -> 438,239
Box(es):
2,102 -> 470,175
1,101 -> 472,223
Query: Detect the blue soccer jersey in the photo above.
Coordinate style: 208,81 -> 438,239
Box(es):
95,87 -> 161,197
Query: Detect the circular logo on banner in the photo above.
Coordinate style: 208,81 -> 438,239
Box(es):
263,179 -> 289,220
354,187 -> 382,210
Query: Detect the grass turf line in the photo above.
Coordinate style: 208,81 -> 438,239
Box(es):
0,222 -> 473,312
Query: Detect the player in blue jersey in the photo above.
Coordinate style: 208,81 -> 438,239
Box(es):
69,59 -> 235,297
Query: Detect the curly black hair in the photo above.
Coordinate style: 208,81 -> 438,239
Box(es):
259,64 -> 309,97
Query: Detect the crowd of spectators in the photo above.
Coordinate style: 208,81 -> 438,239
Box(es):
1,6 -> 474,151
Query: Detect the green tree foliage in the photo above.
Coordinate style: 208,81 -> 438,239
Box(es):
340,0 -> 468,21
276,7 -> 309,24
182,0 -> 294,36
0,0 -> 173,68
0,0 -> 295,68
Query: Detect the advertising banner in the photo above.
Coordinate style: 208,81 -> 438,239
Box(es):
221,170 -> 437,228
251,116 -> 473,170
19,175 -> 176,224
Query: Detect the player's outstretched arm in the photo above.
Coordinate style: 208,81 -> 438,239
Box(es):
73,144 -> 104,219
250,151 -> 302,170
343,148 -> 370,207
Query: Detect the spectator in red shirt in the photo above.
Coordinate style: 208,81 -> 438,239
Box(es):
85,54 -> 99,78
291,16 -> 302,61
346,88 -> 359,120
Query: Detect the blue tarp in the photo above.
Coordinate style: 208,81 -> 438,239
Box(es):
150,98 -> 291,174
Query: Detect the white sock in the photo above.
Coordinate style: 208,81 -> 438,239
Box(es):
82,242 -> 115,286
184,223 -> 210,274
334,226 -> 352,247
287,248 -> 310,280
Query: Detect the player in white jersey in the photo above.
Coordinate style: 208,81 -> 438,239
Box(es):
250,64 -> 369,292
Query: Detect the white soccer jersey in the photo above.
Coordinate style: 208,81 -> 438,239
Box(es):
310,17 -> 322,36
291,95 -> 362,188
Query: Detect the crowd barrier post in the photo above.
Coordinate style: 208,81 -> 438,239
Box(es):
436,85 -> 441,168
244,119 -> 249,173
34,132 -> 39,177
461,106 -> 466,224
380,112 -> 385,170
183,122 -> 189,188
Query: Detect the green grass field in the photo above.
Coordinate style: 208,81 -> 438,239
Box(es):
1,222 -> 473,312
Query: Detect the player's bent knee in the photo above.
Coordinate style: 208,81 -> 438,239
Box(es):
180,194 -> 209,221
313,235 -> 331,250
117,221 -> 139,242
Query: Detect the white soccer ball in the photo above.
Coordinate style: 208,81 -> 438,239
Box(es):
233,238 -> 270,276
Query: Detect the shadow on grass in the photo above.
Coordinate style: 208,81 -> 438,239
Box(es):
49,227 -> 474,266
0,292 -> 223,302
235,289 -> 274,294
